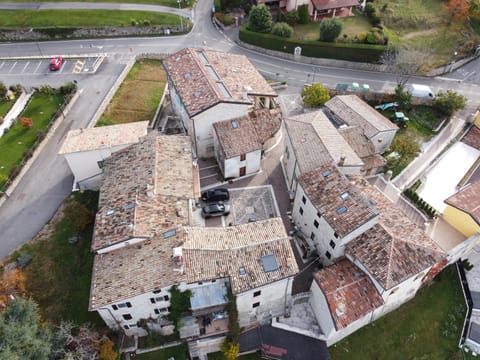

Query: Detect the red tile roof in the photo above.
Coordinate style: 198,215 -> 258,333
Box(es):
163,48 -> 276,117
346,177 -> 445,289
461,124 -> 480,151
298,165 -> 378,237
213,116 -> 261,159
445,180 -> 480,225
313,259 -> 384,329
249,108 -> 282,145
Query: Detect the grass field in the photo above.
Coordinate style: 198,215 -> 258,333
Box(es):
0,93 -> 62,190
97,59 -> 166,126
0,0 -> 193,8
0,10 -> 184,28
0,100 -> 14,118
329,265 -> 466,360
8,191 -> 104,328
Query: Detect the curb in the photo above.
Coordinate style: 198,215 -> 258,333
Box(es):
0,90 -> 81,208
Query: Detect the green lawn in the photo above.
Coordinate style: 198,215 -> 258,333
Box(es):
97,59 -> 166,126
329,265 -> 466,360
9,191 -> 104,328
0,0 -> 192,7
0,100 -> 14,118
0,9 -> 185,28
0,93 -> 63,190
134,344 -> 189,360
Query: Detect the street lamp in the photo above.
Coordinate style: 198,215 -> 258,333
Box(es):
177,0 -> 183,33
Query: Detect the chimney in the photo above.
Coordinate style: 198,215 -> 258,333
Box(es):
384,170 -> 393,181
338,155 -> 346,167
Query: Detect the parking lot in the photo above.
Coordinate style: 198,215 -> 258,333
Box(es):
202,185 -> 280,227
0,56 -> 104,76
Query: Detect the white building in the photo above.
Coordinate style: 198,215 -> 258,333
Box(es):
291,164 -> 378,263
282,109 -> 364,196
163,48 -> 277,158
58,122 -> 148,190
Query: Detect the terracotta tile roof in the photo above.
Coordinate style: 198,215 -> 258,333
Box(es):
338,125 -> 376,157
213,116 -> 261,159
182,218 -> 299,294
462,125 -> 480,151
313,259 -> 383,330
285,111 -> 364,174
445,180 -> 480,225
249,108 -> 282,145
163,48 -> 276,117
345,177 -> 445,289
326,95 -> 398,139
92,133 -> 195,251
298,165 -> 378,237
59,121 -> 148,154
89,231 -> 186,310
312,0 -> 360,11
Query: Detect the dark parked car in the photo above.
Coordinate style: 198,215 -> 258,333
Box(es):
201,188 -> 230,202
202,203 -> 230,218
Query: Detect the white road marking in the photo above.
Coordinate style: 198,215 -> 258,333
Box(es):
34,60 -> 42,73
8,62 -> 17,73
22,61 -> 30,72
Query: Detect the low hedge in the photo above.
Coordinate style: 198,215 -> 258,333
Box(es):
239,25 -> 386,63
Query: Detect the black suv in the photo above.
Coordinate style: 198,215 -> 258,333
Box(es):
201,188 -> 230,202
202,203 -> 231,218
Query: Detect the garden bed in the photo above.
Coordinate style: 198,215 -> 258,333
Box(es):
97,58 -> 167,126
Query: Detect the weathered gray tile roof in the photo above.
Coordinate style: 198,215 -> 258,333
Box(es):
183,218 -> 299,294
298,165 -> 378,237
213,116 -> 261,159
59,121 -> 148,154
287,110 -> 363,170
313,258 -> 383,330
92,132 -> 195,251
163,48 -> 276,117
89,231 -> 186,310
338,125 -> 376,158
346,176 -> 445,289
326,95 -> 398,139
445,180 -> 480,225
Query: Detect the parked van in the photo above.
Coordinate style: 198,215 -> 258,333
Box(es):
407,84 -> 434,99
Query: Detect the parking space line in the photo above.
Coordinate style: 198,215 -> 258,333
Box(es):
22,61 -> 30,72
0,61 -> 5,70
8,62 -> 17,73
59,60 -> 66,73
34,61 -> 42,73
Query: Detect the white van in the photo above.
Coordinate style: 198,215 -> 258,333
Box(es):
407,84 -> 434,99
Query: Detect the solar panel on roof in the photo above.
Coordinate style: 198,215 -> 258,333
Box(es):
216,82 -> 231,98
336,206 -> 347,215
206,66 -> 220,81
262,254 -> 278,273
322,169 -> 331,177
197,50 -> 209,64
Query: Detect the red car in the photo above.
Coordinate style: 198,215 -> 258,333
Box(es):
49,56 -> 64,71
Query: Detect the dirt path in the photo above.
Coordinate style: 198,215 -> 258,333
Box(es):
402,28 -> 438,40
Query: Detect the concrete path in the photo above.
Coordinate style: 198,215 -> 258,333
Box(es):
0,2 -> 192,19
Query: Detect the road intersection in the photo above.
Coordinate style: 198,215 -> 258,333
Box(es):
0,0 -> 479,258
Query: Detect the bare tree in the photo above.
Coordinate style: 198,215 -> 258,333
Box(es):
381,45 -> 434,87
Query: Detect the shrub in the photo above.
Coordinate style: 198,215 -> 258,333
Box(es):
301,83 -> 330,107
365,3 -> 376,17
248,5 -> 272,33
433,90 -> 467,117
319,18 -> 342,42
370,14 -> 381,25
0,81 -> 7,99
285,10 -> 299,25
39,85 -> 54,95
366,31 -> 378,44
298,4 -> 309,24
356,32 -> 367,42
143,19 -> 151,26
131,18 -> 137,26
215,12 -> 234,26
272,22 -> 293,38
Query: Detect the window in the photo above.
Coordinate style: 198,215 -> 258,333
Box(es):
212,279 -> 216,283
198,282 -> 203,285
123,325 -> 129,330
329,240 -> 336,249
310,232 -> 315,240
336,206 -> 347,215
163,295 -> 169,301
117,302 -> 132,309
313,220 -> 319,228
97,160 -> 104,169
150,298 -> 155,304
112,305 -> 118,310
252,302 -> 260,308
299,207 -> 304,215
325,251 -> 331,259
285,146 -> 289,159
253,290 -> 261,297
240,153 -> 246,161
302,196 -> 306,204
334,232 -> 339,239
154,309 -> 159,315
153,289 -> 162,294
163,229 -> 176,239
322,169 -> 331,177
317,212 -> 322,218
123,314 -> 132,320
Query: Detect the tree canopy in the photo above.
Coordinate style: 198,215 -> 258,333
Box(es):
319,18 -> 342,42
301,83 -> 331,107
433,90 -> 467,116
248,5 -> 272,33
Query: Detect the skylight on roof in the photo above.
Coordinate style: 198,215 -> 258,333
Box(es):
106,209 -> 114,216
239,267 -> 246,276
340,192 -> 350,200
336,206 -> 347,215
216,82 -> 232,98
206,66 -> 220,81
231,120 -> 238,129
262,254 -> 279,273
322,169 -> 331,177
194,91 -> 202,98
197,50 -> 209,64
124,203 -> 135,210
184,72 -> 192,79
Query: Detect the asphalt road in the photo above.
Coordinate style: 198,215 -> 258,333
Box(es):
0,0 -> 479,258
